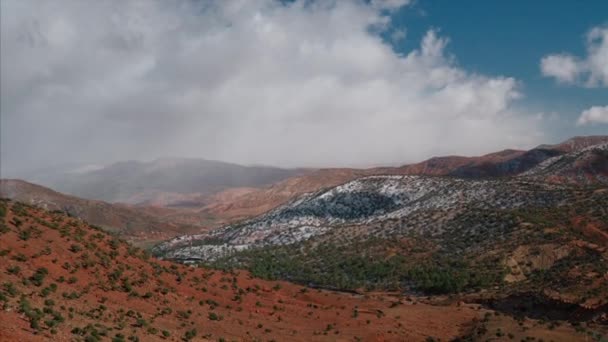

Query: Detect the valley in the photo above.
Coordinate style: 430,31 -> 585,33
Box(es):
1,197 -> 605,341
1,136 -> 607,341
4,2 -> 607,340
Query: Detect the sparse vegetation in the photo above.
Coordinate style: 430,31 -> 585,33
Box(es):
1,154 -> 607,342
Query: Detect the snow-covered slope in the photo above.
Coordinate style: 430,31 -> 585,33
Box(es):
154,175 -> 573,261
521,142 -> 608,184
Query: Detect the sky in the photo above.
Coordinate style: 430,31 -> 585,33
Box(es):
1,0 -> 607,176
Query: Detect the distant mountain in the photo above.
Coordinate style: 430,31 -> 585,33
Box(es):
439,136 -> 608,178
0,179 -> 210,246
28,158 -> 307,204
198,136 -> 608,221
17,137 -> 608,212
537,135 -> 608,153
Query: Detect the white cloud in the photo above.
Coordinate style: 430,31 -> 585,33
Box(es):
371,0 -> 411,11
391,28 -> 407,42
577,105 -> 608,125
1,0 -> 544,174
541,25 -> 608,87
540,54 -> 581,84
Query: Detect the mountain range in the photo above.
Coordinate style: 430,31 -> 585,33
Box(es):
2,136 -> 606,245
22,158 -> 308,206
1,136 -> 607,341
151,137 -> 608,330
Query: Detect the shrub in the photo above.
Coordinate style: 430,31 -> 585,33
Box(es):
112,334 -> 126,342
3,282 -> 18,297
13,253 -> 28,262
177,310 -> 191,319
18,229 -> 32,241
69,244 -> 82,253
183,329 -> 197,341
19,297 -> 42,331
6,265 -> 21,275
135,318 -> 148,327
30,267 -> 49,287
208,312 -> 221,321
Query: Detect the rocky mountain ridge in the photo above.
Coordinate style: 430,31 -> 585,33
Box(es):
154,175 -> 577,261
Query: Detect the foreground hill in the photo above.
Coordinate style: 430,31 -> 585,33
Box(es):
1,200 -> 604,341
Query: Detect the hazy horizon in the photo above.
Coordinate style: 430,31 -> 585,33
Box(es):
5,134 -> 608,182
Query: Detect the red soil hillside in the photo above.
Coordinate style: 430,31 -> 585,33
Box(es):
0,199 -> 487,341
0,201 -> 600,341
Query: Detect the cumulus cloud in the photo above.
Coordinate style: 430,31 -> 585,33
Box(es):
577,105 -> 608,125
540,54 -> 581,84
1,0 -> 544,175
541,25 -> 608,87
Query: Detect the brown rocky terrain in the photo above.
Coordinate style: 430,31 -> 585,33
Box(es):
2,200 -> 604,341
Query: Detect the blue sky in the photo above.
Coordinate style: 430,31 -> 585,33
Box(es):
386,0 -> 608,140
